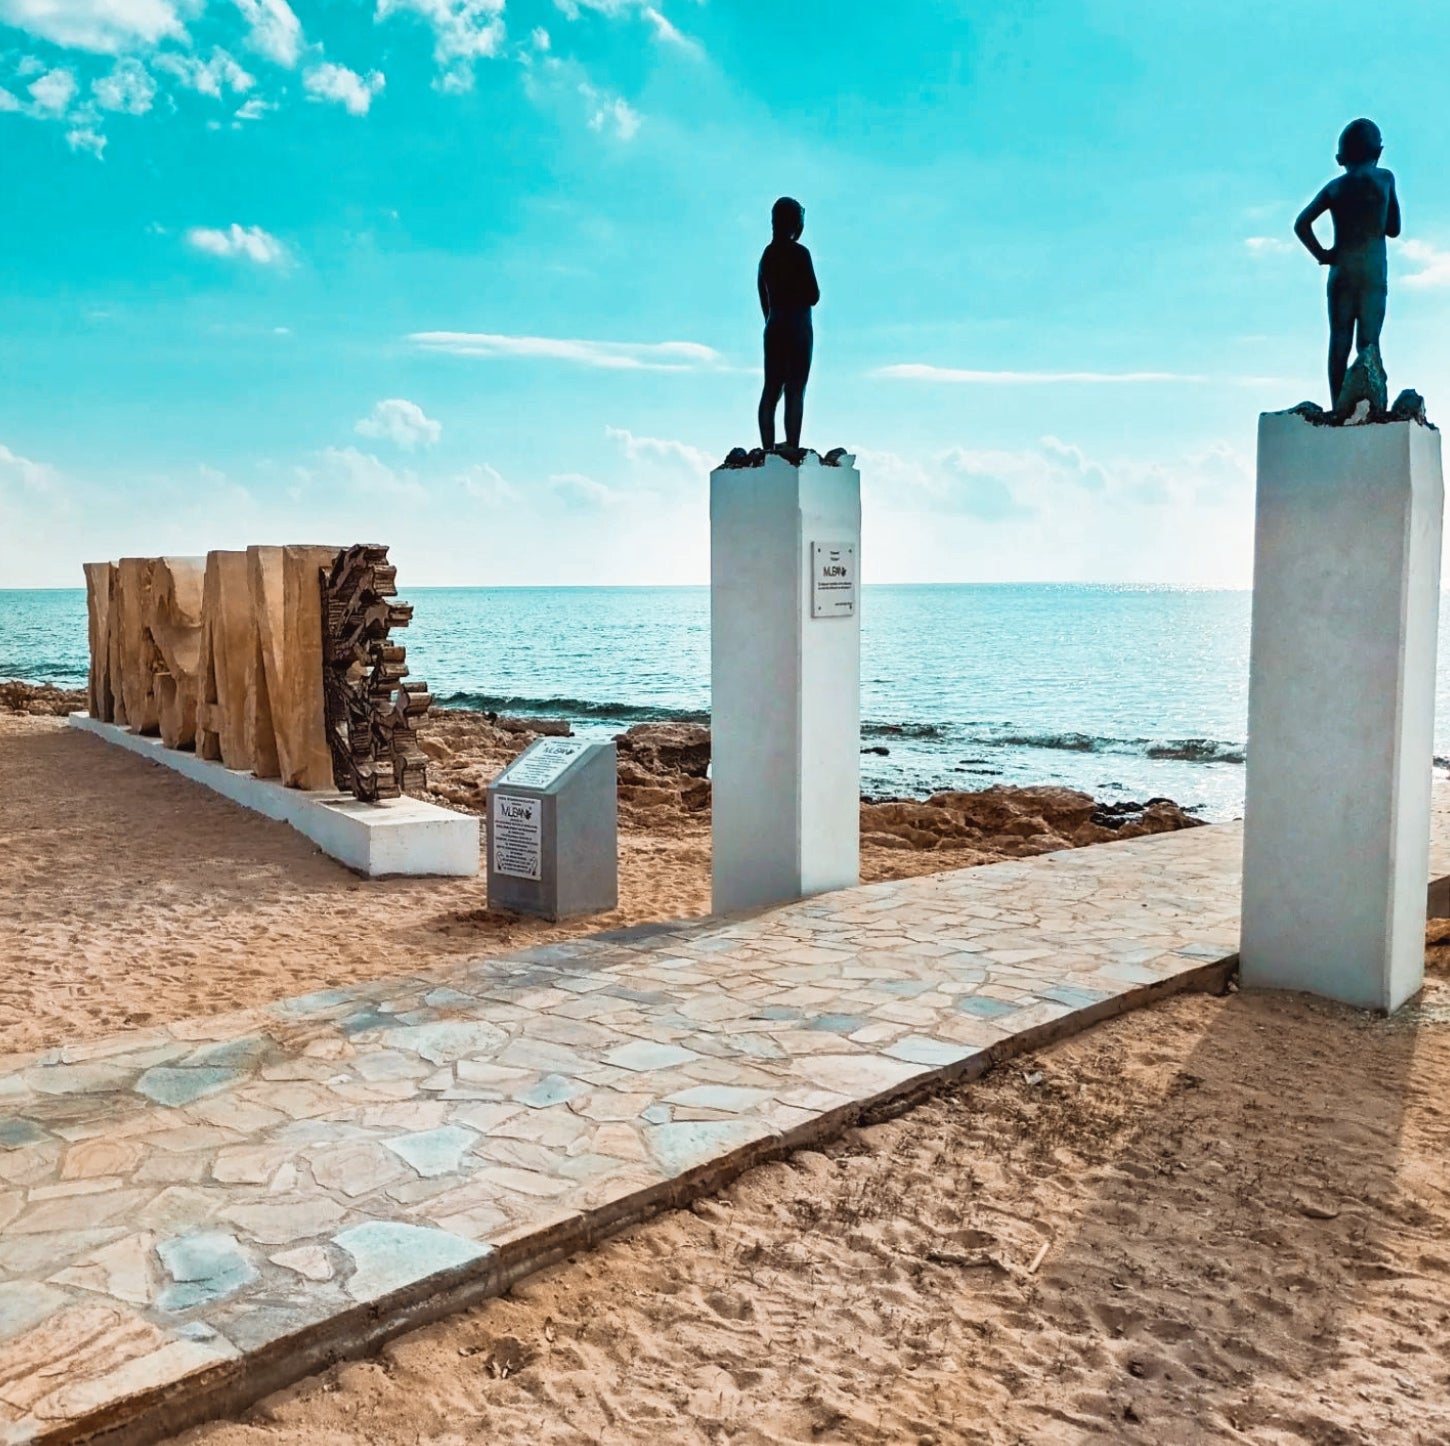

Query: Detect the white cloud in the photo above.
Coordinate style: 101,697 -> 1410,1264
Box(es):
875,363 -> 1280,386
1401,240 -> 1450,290
1244,235 -> 1293,256
234,95 -> 273,120
857,436 -> 1251,527
580,83 -> 639,139
67,125 -> 108,157
27,67 -> 77,114
0,441 -> 60,493
549,471 -> 617,507
186,223 -> 288,265
605,425 -> 712,477
642,6 -> 699,53
531,25 -> 550,49
355,398 -> 442,450
233,0 -> 302,67
459,461 -> 512,503
375,0 -> 506,91
92,57 -> 155,113
154,48 -> 254,97
411,331 -> 722,371
304,62 -> 385,115
301,446 -> 425,501
0,87 -> 19,110
0,0 -> 186,53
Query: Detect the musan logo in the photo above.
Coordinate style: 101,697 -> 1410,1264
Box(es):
498,798 -> 535,821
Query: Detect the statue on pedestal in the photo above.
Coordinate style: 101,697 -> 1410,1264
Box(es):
1294,119 -> 1401,415
757,196 -> 819,454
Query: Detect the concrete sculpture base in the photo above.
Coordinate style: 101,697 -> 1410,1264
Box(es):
70,713 -> 479,878
710,450 -> 861,914
1241,412 -> 1444,1011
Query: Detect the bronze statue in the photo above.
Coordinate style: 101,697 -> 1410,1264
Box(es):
757,196 -> 819,452
1294,119 -> 1401,408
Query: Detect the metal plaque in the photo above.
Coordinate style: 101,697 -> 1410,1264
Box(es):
499,737 -> 590,791
811,541 -> 857,619
491,792 -> 542,880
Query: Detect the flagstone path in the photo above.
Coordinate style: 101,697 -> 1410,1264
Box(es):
3,813 -> 1448,1444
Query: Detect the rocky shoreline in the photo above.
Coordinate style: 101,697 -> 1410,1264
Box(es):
3,682 -> 1204,862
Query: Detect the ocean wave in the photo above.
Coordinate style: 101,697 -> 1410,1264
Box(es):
1144,738 -> 1245,764
862,721 -> 947,740
435,691 -> 708,725
976,731 -> 1245,765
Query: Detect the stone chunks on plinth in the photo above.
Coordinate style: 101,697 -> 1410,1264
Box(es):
148,558 -> 205,748
247,544 -> 337,790
195,551 -> 255,769
83,562 -> 116,723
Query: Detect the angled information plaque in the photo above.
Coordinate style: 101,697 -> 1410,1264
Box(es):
488,737 -> 618,919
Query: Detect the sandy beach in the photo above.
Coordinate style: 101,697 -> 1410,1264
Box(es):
0,694 -> 1197,1057
4,688 -> 1449,1443
174,972 -> 1450,1446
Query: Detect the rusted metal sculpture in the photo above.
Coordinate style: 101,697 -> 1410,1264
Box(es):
320,543 -> 432,803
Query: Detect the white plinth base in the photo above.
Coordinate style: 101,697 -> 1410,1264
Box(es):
69,713 -> 480,878
1240,414 -> 1444,1011
710,452 -> 862,915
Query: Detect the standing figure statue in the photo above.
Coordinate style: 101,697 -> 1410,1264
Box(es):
1294,118 -> 1401,408
757,196 -> 820,452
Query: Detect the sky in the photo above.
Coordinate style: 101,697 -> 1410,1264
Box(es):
3,0 -> 1450,590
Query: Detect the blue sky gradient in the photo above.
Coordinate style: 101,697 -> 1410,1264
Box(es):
3,0 -> 1449,587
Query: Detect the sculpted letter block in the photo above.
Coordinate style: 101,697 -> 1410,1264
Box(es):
83,561 -> 116,722
248,543 -> 337,790
148,557 -> 205,748
195,550 -> 254,769
112,557 -> 160,735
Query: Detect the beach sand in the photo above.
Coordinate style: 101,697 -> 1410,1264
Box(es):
0,705 -> 1196,1057
174,969 -> 1450,1446
8,693 -> 1447,1444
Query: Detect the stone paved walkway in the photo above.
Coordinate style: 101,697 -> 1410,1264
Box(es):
2,815 -> 1446,1444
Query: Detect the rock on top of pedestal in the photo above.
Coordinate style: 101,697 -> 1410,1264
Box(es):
719,445 -> 856,470
1280,346 -> 1435,430
1282,387 -> 1435,431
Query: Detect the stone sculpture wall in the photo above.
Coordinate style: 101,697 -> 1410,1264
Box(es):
83,543 -> 428,801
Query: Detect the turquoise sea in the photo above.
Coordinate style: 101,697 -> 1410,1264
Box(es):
8,583 -> 1449,822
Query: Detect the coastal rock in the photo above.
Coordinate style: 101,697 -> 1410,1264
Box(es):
860,784 -> 1201,859
0,681 -> 85,716
495,715 -> 572,737
615,722 -> 711,779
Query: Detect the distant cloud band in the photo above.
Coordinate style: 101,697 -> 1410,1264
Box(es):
877,364 -> 1278,386
411,331 -> 723,371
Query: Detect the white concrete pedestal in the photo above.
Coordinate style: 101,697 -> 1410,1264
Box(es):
70,713 -> 480,878
710,452 -> 861,914
1240,413 -> 1444,1011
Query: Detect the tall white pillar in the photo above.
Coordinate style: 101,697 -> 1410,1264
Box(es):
1241,411 -> 1443,1011
710,451 -> 861,914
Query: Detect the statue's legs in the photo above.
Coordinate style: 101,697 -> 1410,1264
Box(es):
759,329 -> 785,450
761,313 -> 813,451
783,384 -> 806,450
1357,285 -> 1387,354
1327,270 -> 1358,403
